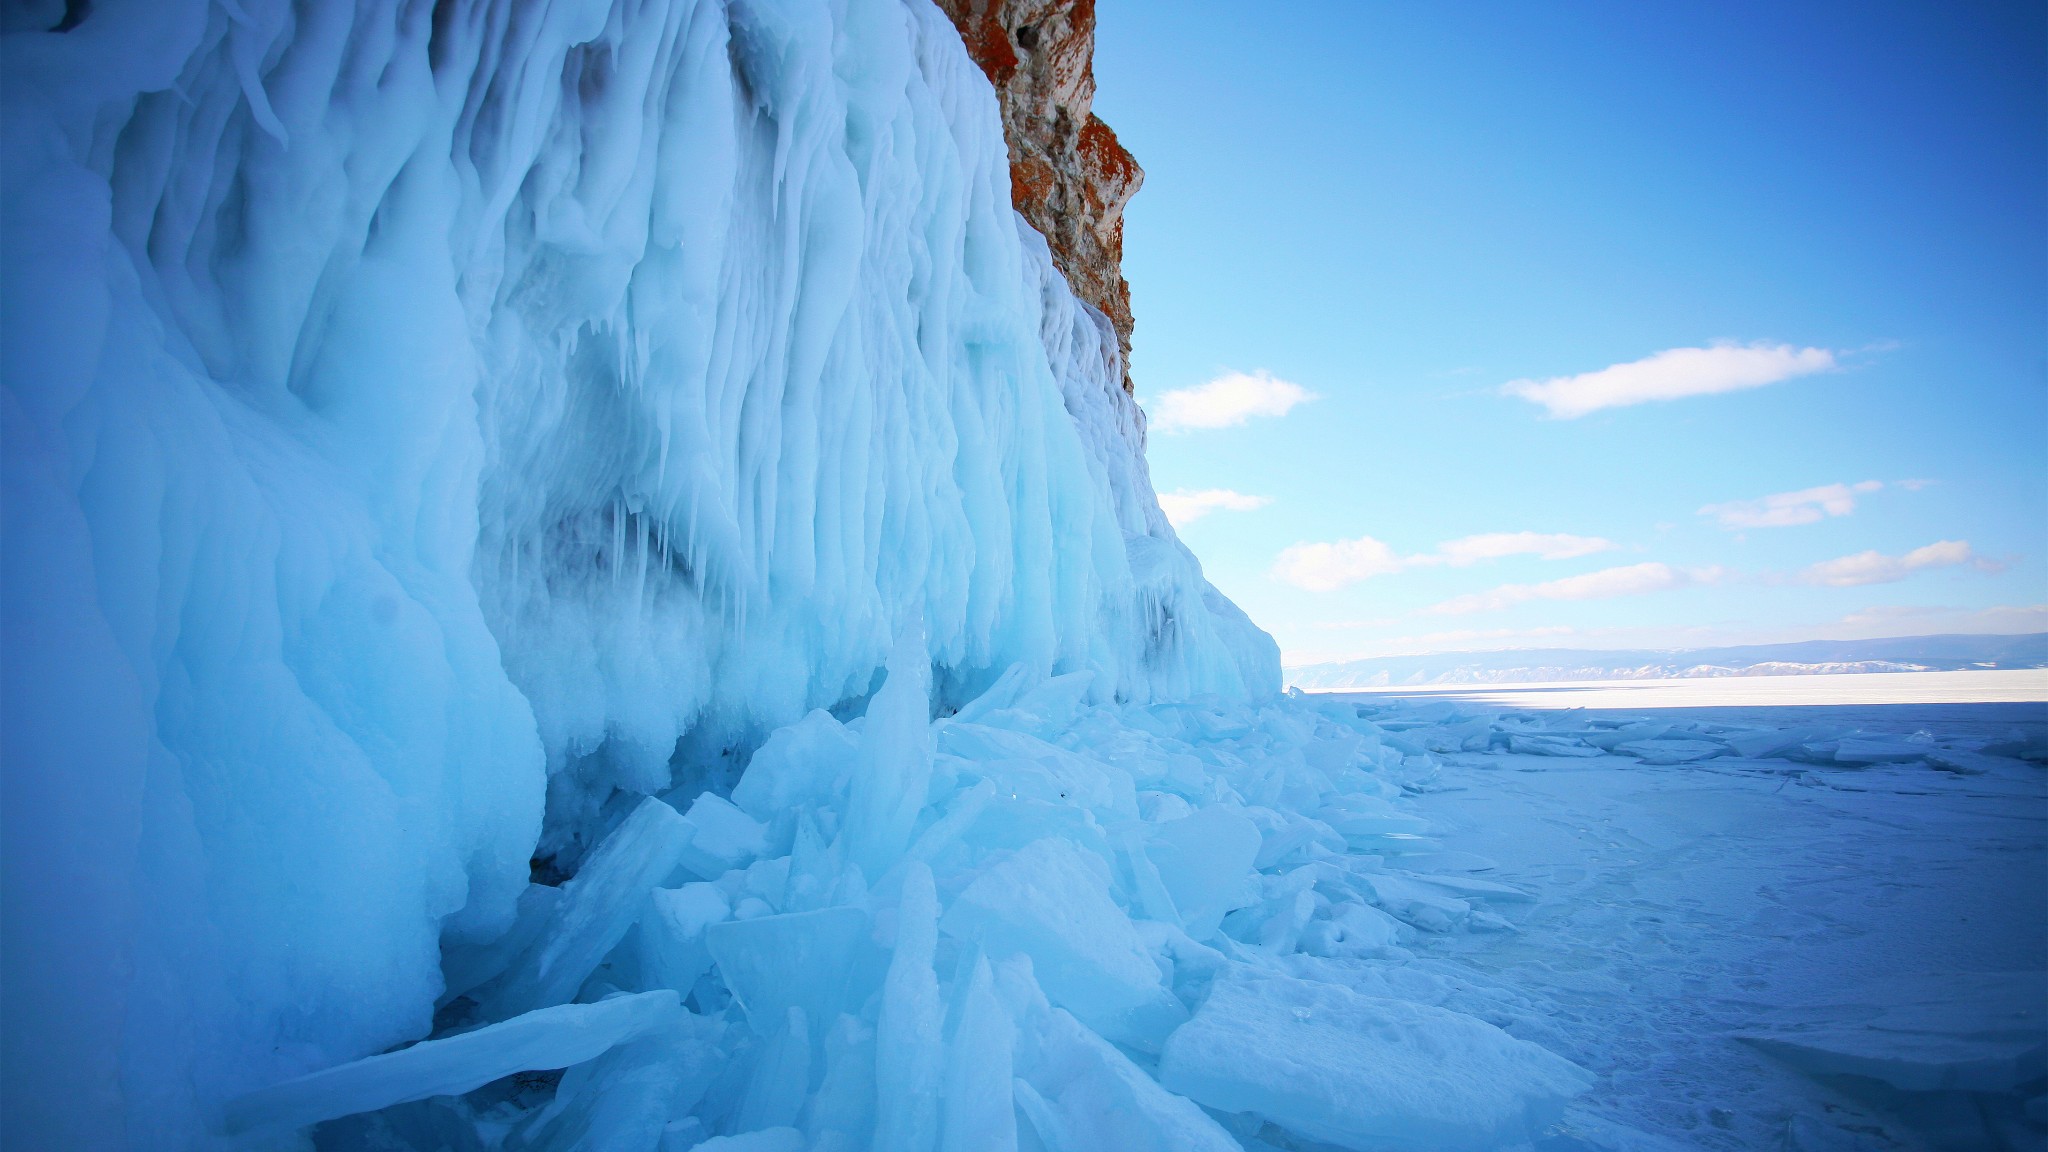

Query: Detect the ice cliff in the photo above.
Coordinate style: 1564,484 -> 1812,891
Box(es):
1,0 -> 1276,1145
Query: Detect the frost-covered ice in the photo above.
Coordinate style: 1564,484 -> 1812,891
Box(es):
1342,693 -> 2047,1152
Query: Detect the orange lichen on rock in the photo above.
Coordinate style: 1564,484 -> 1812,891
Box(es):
933,0 -> 1143,391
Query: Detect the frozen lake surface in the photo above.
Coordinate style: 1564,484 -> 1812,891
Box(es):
1332,669 -> 2048,709
1316,688 -> 2048,1151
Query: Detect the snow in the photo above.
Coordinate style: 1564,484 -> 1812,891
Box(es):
4,0 -> 2043,1149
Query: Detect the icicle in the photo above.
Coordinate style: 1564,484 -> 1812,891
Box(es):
612,498 -> 626,587
634,511 -> 650,616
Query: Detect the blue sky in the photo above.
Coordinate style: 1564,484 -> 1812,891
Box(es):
1092,0 -> 2047,666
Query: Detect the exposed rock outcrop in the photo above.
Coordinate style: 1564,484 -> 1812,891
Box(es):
934,0 -> 1143,392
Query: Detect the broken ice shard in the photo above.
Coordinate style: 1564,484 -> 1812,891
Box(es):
225,990 -> 683,1135
941,837 -> 1187,1051
481,798 -> 692,1019
1159,970 -> 1591,1152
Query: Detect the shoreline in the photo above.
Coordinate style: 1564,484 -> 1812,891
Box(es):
1304,668 -> 2048,708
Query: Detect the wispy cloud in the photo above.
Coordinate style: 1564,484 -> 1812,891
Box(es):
1425,562 -> 1723,615
1700,481 -> 1881,529
1282,626 -> 1582,667
1798,540 -> 1996,587
1147,370 -> 1316,433
1949,603 -> 2047,631
1157,488 -> 1271,527
1838,603 -> 2046,632
1381,625 -> 1579,649
1310,617 -> 1399,632
1836,604 -> 1947,627
1433,532 -> 1615,566
1503,342 -> 1838,419
1271,531 -> 1616,591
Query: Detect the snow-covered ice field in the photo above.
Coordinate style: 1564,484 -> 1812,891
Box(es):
1331,670 -> 2048,710
1310,685 -> 2048,1151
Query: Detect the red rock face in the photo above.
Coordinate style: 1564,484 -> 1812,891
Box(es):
933,0 -> 1143,392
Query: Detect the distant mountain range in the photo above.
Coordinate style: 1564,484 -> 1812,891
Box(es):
1285,633 -> 2048,690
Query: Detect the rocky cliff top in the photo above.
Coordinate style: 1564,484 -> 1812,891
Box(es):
934,0 -> 1142,392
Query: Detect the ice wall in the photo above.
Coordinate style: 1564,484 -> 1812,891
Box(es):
0,0 -> 1276,1145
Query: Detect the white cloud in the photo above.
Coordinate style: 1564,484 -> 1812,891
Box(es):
1700,481 -> 1881,529
1798,540 -> 1993,587
1425,562 -> 1722,615
1272,529 -> 1620,591
1271,536 -> 1407,592
1157,488 -> 1271,527
1431,532 -> 1615,566
1147,370 -> 1316,433
1283,626 -> 1580,666
1503,342 -> 1838,419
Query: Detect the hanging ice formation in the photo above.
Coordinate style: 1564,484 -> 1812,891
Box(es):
1,1 -> 1589,1150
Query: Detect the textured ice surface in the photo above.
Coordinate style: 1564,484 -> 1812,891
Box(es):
1341,692 -> 2048,1152
941,836 -> 1188,1051
0,0 -> 1273,1143
1013,1016 -> 1243,1152
705,905 -> 871,1036
675,793 -> 772,880
639,883 -> 731,996
1733,971 -> 2048,1094
1160,969 -> 1592,1151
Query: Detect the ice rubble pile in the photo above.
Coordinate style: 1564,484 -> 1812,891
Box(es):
227,655 -> 1593,1151
2,0 -> 1274,1144
1356,700 -> 2048,775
